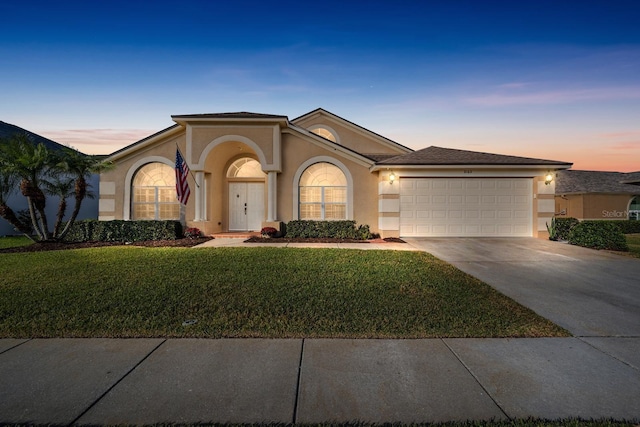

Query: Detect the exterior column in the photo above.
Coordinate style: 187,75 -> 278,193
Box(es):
194,171 -> 204,221
267,171 -> 277,222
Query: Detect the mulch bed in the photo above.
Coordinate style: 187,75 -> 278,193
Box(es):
244,236 -> 406,244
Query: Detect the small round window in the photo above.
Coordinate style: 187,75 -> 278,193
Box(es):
227,158 -> 265,178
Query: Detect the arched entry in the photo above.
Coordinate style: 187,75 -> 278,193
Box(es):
227,158 -> 266,231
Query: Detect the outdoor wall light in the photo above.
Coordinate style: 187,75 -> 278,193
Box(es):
389,172 -> 396,184
544,172 -> 554,185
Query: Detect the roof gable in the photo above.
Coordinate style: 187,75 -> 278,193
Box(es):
0,121 -> 75,153
291,108 -> 412,155
377,146 -> 572,167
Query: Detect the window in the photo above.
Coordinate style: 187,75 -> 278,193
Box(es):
299,162 -> 347,220
227,158 -> 265,178
310,127 -> 337,142
132,163 -> 180,220
630,196 -> 640,220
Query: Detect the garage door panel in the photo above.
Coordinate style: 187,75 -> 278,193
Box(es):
400,178 -> 532,237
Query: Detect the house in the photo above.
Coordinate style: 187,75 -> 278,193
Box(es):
0,121 -> 99,236
98,108 -> 572,238
555,170 -> 640,221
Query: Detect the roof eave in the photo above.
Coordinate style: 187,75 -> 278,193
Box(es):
370,163 -> 573,172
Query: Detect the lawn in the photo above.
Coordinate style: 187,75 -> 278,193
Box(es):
0,236 -> 33,249
0,246 -> 569,339
626,233 -> 640,258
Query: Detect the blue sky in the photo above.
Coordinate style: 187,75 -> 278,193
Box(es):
1,0 -> 639,171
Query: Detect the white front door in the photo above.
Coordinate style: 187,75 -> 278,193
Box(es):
229,182 -> 264,231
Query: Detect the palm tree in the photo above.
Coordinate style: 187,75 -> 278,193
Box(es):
43,176 -> 75,238
57,148 -> 113,240
0,134 -> 53,240
0,164 -> 34,239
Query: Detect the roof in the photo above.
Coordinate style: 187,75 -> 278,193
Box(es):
0,120 -> 73,152
172,112 -> 288,120
556,170 -> 640,195
377,146 -> 572,166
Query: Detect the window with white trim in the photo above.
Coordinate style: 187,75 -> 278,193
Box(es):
132,163 -> 180,220
310,127 -> 337,142
299,162 -> 347,220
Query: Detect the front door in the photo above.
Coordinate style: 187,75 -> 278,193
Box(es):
229,182 -> 264,231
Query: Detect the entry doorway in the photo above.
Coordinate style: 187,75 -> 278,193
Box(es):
229,182 -> 264,231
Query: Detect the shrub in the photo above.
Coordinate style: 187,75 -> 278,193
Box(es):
260,227 -> 278,238
285,220 -> 372,240
64,220 -> 182,242
554,217 -> 579,241
606,220 -> 640,234
568,220 -> 628,251
184,227 -> 202,239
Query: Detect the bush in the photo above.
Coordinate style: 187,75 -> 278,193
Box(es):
260,227 -> 278,237
554,217 -> 579,241
64,220 -> 182,242
285,220 -> 372,240
605,220 -> 640,234
184,227 -> 202,239
568,220 -> 628,251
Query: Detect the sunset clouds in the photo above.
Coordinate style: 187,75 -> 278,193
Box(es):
1,0 -> 638,171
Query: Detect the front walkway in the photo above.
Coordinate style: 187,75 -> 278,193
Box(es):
197,237 -> 418,251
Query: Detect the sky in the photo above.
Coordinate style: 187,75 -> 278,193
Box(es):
1,0 -> 639,171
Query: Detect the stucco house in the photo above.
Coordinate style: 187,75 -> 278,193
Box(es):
98,108 -> 573,238
555,170 -> 640,221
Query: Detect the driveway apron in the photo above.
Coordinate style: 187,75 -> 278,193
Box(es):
405,237 -> 640,337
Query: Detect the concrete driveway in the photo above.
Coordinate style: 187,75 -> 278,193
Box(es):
404,237 -> 640,337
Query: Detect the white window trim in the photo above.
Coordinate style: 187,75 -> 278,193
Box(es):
292,156 -> 353,220
124,156 -> 174,220
308,124 -> 341,145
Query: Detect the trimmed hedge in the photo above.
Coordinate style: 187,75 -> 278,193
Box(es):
64,220 -> 182,242
553,217 -> 580,241
568,220 -> 628,251
285,220 -> 372,240
608,220 -> 640,234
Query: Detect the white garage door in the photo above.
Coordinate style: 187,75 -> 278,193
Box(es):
400,178 -> 532,237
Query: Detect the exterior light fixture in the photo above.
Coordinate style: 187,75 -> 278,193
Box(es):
389,172 -> 396,184
544,172 -> 554,185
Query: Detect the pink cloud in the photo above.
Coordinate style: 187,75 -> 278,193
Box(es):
38,129 -> 155,155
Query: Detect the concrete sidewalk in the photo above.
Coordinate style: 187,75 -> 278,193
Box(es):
1,337 -> 639,424
194,237 -> 419,251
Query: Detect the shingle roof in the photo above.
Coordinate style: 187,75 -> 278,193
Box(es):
377,146 -> 572,166
556,170 -> 640,194
0,120 -> 73,152
172,112 -> 288,120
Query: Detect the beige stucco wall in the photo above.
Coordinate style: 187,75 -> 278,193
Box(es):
556,193 -> 636,220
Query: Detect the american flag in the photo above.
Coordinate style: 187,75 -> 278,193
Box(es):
175,149 -> 191,205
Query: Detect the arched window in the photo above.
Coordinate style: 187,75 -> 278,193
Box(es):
226,158 -> 265,178
132,163 -> 180,220
630,196 -> 640,220
310,127 -> 337,143
299,162 -> 347,220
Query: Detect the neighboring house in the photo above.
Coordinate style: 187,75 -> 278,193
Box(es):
98,108 -> 572,238
0,121 -> 99,236
555,170 -> 640,221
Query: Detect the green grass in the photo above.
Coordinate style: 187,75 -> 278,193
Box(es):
0,246 -> 569,339
0,235 -> 33,249
626,233 -> 640,258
